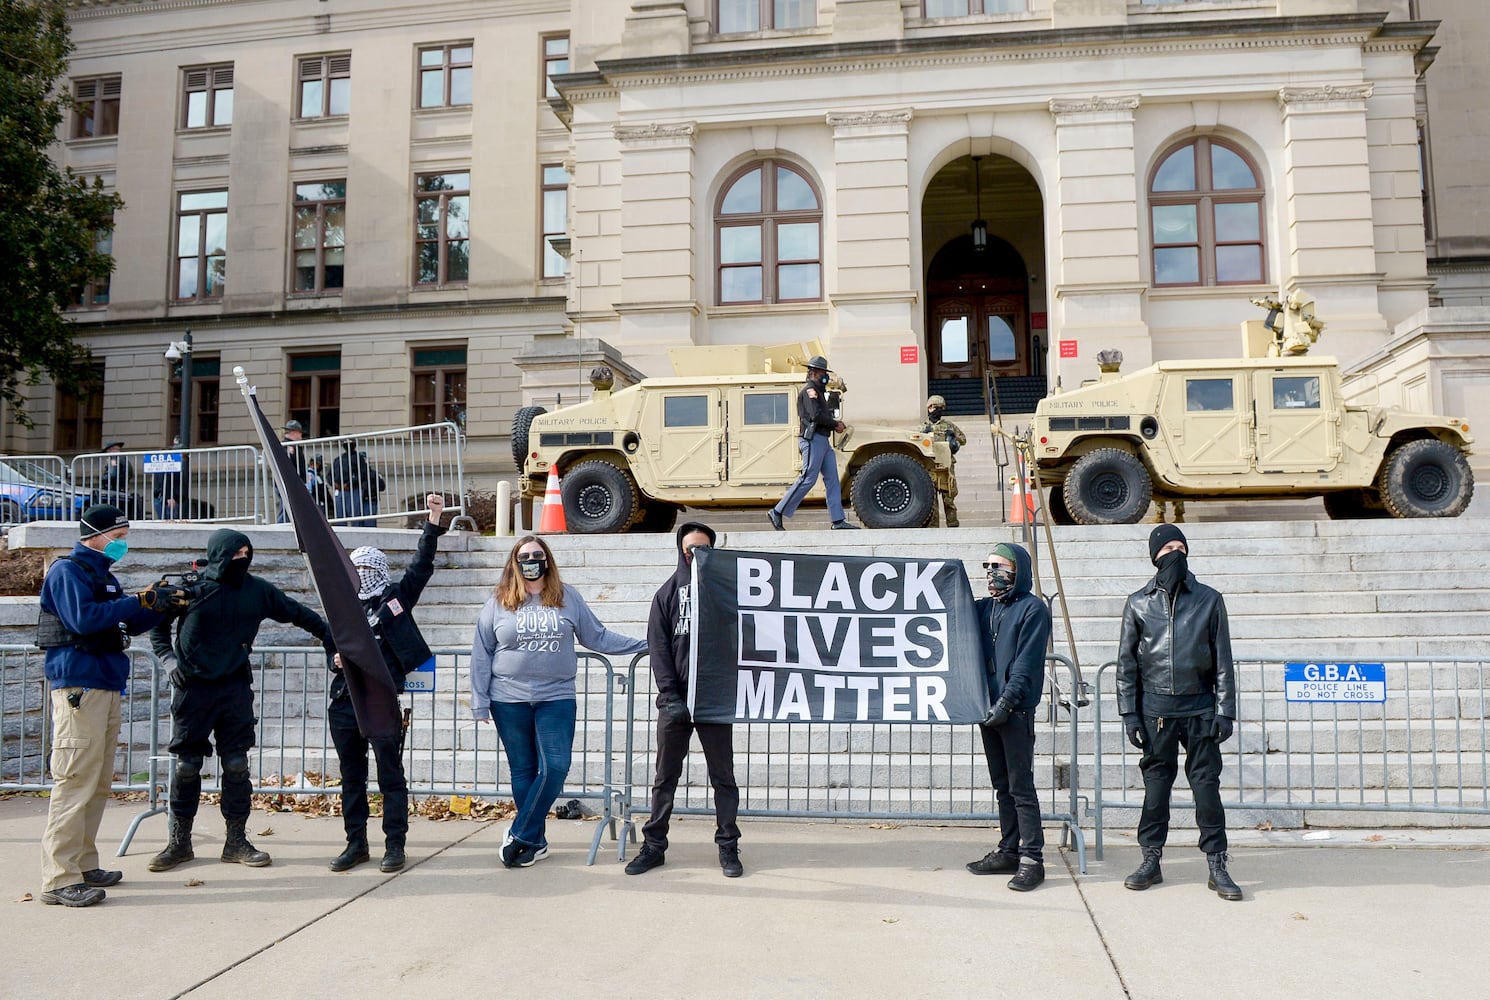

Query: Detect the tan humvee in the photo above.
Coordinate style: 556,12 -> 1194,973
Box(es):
1031,298 -> 1475,524
512,343 -> 955,532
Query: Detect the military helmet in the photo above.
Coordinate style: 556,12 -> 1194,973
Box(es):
927,395 -> 946,409
806,355 -> 829,372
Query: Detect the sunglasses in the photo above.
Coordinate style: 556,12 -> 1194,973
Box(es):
982,561 -> 1013,571
517,553 -> 547,564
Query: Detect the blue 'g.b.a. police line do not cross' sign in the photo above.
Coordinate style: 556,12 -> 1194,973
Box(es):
1283,662 -> 1386,703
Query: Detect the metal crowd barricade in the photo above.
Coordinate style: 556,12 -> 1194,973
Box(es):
286,422 -> 466,527
614,652 -> 1087,872
0,645 -> 168,856
1090,658 -> 1490,860
70,445 -> 268,524
0,454 -> 77,527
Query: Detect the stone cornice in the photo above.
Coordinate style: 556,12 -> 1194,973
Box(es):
826,109 -> 913,135
68,297 -> 568,336
1049,95 -> 1140,121
1277,83 -> 1374,109
613,121 -> 698,146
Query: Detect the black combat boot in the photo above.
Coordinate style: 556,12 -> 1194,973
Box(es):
1207,851 -> 1243,901
148,815 -> 195,872
221,818 -> 272,867
330,835 -> 370,872
379,842 -> 406,873
1124,847 -> 1163,890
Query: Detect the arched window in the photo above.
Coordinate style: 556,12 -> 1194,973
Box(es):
716,160 -> 823,305
1149,137 -> 1265,287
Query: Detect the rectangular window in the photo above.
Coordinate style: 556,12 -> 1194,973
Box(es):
717,0 -> 817,31
924,0 -> 1026,14
175,190 -> 228,300
182,65 -> 233,129
72,218 -> 114,308
414,172 -> 470,286
297,54 -> 351,119
541,164 -> 568,279
72,76 -> 121,139
417,44 -> 473,109
411,347 -> 467,428
288,353 -> 341,437
1273,376 -> 1321,409
664,395 -> 709,427
543,35 -> 569,100
54,365 -> 105,453
743,393 -> 790,425
1186,378 -> 1234,413
168,358 -> 220,446
292,180 -> 346,293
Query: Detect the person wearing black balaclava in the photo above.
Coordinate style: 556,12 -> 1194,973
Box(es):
625,521 -> 744,878
148,528 -> 333,873
326,494 -> 447,874
1117,524 -> 1241,901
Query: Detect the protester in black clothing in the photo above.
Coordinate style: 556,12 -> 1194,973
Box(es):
1117,524 -> 1241,901
327,494 -> 447,874
625,521 -> 743,878
966,542 -> 1051,891
99,441 -> 132,493
330,440 -> 382,527
148,528 -> 333,872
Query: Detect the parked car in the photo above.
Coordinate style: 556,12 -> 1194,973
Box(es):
0,459 -> 87,526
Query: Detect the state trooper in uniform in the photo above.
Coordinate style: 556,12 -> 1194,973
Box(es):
768,355 -> 859,531
922,395 -> 967,527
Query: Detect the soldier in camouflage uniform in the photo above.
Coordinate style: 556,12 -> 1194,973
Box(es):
923,395 -> 968,527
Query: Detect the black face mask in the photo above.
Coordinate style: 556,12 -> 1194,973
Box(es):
222,556 -> 251,586
928,408 -> 945,422
517,557 -> 547,581
1154,549 -> 1188,594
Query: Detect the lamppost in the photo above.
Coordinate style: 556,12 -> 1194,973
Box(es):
164,328 -> 193,516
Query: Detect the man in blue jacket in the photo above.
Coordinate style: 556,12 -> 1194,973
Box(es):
37,504 -> 191,907
966,541 -> 1051,891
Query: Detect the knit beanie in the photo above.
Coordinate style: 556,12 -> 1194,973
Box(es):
1148,523 -> 1187,565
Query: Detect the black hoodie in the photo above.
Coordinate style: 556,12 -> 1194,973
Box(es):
151,528 -> 330,683
972,542 -> 1051,711
645,521 -> 717,698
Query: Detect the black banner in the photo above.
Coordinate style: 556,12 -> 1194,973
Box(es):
239,374 -> 402,741
687,548 -> 988,724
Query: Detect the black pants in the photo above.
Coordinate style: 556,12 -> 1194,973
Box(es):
978,708 -> 1044,863
1137,713 -> 1227,854
641,712 -> 740,852
168,679 -> 257,821
330,723 -> 409,848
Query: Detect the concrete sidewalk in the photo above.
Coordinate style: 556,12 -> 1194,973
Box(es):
2,795 -> 1486,1000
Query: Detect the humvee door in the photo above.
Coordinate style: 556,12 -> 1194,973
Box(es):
1252,369 -> 1338,473
726,386 -> 800,487
639,388 -> 725,487
1159,374 -> 1252,474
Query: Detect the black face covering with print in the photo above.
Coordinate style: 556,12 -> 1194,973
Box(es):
517,555 -> 547,581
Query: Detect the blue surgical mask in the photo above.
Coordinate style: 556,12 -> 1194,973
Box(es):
102,539 -> 128,563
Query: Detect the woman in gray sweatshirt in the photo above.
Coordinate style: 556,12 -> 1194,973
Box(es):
470,535 -> 645,868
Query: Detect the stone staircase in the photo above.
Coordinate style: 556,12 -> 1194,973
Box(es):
6,511 -> 1489,827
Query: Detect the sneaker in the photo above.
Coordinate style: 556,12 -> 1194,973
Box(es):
41,884 -> 106,907
965,850 -> 1020,876
767,509 -> 784,531
624,845 -> 666,876
501,838 -> 540,869
1007,858 -> 1045,892
719,845 -> 744,878
81,868 -> 123,888
531,844 -> 550,864
830,520 -> 860,530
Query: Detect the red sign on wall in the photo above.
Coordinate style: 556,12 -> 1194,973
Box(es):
900,346 -> 919,364
1031,312 -> 1048,330
1059,340 -> 1078,359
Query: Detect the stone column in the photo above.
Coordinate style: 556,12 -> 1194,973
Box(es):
826,109 -> 919,421
613,121 -> 699,371
1048,95 -> 1148,389
1277,84 -> 1389,354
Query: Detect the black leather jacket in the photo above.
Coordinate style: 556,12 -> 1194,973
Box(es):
1116,573 -> 1236,720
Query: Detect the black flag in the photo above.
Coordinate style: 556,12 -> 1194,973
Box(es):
236,369 -> 402,741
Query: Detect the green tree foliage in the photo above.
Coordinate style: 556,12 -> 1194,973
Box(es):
0,0 -> 122,425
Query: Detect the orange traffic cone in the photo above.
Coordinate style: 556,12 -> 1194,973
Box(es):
1009,473 -> 1038,525
538,468 -> 567,533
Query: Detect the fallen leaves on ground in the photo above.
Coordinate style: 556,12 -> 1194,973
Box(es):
185,879 -> 204,887
257,827 -> 274,837
416,796 -> 516,823
1291,911 -> 1308,921
17,893 -> 33,903
1365,834 -> 1386,842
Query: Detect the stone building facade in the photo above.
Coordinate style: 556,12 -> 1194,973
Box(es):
6,0 -> 1487,478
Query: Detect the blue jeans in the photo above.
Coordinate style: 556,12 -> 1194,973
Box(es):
491,699 -> 576,848
775,432 -> 844,521
334,488 -> 376,527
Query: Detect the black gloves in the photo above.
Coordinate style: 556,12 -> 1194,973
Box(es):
981,698 -> 1013,728
946,430 -> 960,455
1122,715 -> 1146,750
1212,716 -> 1234,743
656,689 -> 691,725
137,581 -> 193,613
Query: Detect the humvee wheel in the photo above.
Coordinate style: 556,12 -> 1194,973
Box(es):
851,453 -> 935,529
562,460 -> 639,533
1322,488 -> 1389,520
511,406 -> 548,468
1379,439 -> 1474,518
636,502 -> 680,533
1064,449 -> 1153,525
1045,483 -> 1076,526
